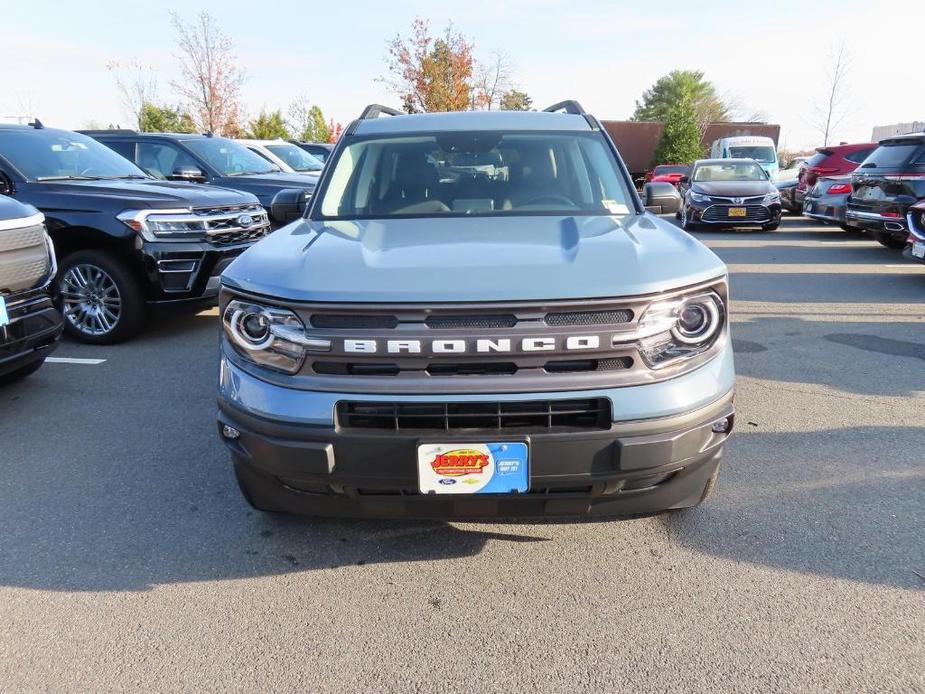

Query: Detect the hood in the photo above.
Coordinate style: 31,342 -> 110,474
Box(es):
0,194 -> 38,222
213,172 -> 318,205
693,180 -> 773,197
26,178 -> 258,209
223,214 -> 727,303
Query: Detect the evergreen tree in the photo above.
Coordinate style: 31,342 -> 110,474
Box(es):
652,92 -> 703,166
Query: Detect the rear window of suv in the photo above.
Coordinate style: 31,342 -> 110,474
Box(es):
316,131 -> 633,219
858,144 -> 921,169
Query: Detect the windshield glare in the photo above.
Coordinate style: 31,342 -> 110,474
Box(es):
185,138 -> 278,175
0,130 -> 147,180
728,146 -> 776,164
265,143 -> 323,172
317,131 -> 633,219
694,162 -> 767,182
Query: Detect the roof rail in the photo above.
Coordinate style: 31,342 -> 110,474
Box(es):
543,100 -> 587,115
78,128 -> 138,135
358,104 -> 404,120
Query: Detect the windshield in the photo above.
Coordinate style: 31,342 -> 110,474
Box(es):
317,131 -> 633,219
728,146 -> 776,164
265,143 -> 323,172
0,129 -> 147,181
184,138 -> 279,176
693,162 -> 767,182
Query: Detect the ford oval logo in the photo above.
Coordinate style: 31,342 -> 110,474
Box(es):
438,478 -> 456,486
237,214 -> 254,228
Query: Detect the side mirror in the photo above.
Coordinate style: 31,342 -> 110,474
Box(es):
643,182 -> 681,215
270,188 -> 312,225
678,175 -> 690,185
170,166 -> 206,182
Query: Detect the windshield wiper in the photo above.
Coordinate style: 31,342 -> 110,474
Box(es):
36,175 -> 107,181
227,170 -> 271,177
112,174 -> 151,180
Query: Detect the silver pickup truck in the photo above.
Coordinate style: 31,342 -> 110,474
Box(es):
0,196 -> 62,383
216,102 -> 735,519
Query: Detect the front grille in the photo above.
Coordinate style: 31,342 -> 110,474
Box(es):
311,314 -> 400,329
311,357 -> 634,377
702,205 -> 771,223
425,315 -> 517,329
337,398 -> 612,431
0,222 -> 50,293
194,204 -> 271,246
545,309 -> 633,326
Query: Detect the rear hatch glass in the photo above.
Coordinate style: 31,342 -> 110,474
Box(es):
857,144 -> 919,169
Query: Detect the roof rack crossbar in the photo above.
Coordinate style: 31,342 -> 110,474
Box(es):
543,100 -> 587,116
358,104 -> 404,120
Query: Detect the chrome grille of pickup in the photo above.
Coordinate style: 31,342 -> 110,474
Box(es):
0,221 -> 50,293
336,398 -> 612,431
194,204 -> 271,246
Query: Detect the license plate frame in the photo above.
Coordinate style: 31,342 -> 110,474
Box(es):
913,241 -> 925,259
417,441 -> 529,495
728,207 -> 747,218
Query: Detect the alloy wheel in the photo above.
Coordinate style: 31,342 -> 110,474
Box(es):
59,263 -> 123,337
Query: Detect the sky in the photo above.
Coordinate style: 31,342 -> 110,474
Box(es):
2,0 -> 924,151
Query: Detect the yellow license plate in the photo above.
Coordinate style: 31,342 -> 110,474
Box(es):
728,207 -> 747,217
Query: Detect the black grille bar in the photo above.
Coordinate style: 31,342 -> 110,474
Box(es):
336,398 -> 612,431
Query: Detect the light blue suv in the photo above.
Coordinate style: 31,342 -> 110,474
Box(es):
216,101 -> 735,519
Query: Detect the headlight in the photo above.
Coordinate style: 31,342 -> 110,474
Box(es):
763,192 -> 780,205
635,291 -> 725,368
118,208 -> 206,241
223,299 -> 330,374
690,192 -> 710,203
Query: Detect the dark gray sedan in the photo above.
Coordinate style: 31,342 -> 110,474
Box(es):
803,176 -> 859,231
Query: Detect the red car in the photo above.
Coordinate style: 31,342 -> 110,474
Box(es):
645,164 -> 690,186
796,142 -> 878,205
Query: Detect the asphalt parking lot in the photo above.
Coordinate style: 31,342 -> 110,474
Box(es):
1,215 -> 923,693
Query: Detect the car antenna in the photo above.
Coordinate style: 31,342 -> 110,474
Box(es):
28,118 -> 44,129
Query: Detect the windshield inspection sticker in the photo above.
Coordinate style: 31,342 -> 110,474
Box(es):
602,200 -> 629,215
417,442 -> 529,495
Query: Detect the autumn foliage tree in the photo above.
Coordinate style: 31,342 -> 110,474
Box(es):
170,11 -> 245,135
383,18 -> 475,113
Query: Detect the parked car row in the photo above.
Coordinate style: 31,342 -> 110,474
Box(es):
0,121 -> 319,343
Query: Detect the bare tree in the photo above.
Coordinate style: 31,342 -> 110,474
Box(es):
169,11 -> 245,135
107,60 -> 158,130
721,90 -> 768,123
473,51 -> 514,110
806,43 -> 853,145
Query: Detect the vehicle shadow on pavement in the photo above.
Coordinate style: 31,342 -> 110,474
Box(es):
664,426 -> 925,591
731,316 -> 925,398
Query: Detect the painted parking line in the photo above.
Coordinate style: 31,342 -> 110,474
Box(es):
45,357 -> 107,365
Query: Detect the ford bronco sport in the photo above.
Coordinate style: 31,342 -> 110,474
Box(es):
217,102 -> 735,519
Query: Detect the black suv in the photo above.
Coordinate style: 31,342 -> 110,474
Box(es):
0,195 -> 62,382
290,141 -> 333,164
846,133 -> 925,248
0,123 -> 270,343
87,131 -> 315,226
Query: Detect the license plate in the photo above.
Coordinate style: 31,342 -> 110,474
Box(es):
728,207 -> 747,217
0,295 -> 8,328
913,242 -> 925,259
417,442 -> 529,495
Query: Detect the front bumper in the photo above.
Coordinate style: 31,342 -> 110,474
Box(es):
217,345 -> 736,519
0,288 -> 63,377
141,239 -> 255,304
689,201 -> 781,226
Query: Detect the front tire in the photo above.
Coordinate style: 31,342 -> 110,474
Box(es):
681,205 -> 699,231
57,250 -> 145,344
872,231 -> 906,249
761,222 -> 780,231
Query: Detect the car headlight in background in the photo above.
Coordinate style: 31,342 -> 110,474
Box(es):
763,191 -> 781,205
223,299 -> 330,373
690,192 -> 711,203
633,291 -> 725,368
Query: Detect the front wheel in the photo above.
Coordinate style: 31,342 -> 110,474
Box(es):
761,222 -> 780,231
680,205 -> 699,231
57,250 -> 145,344
872,231 -> 906,249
